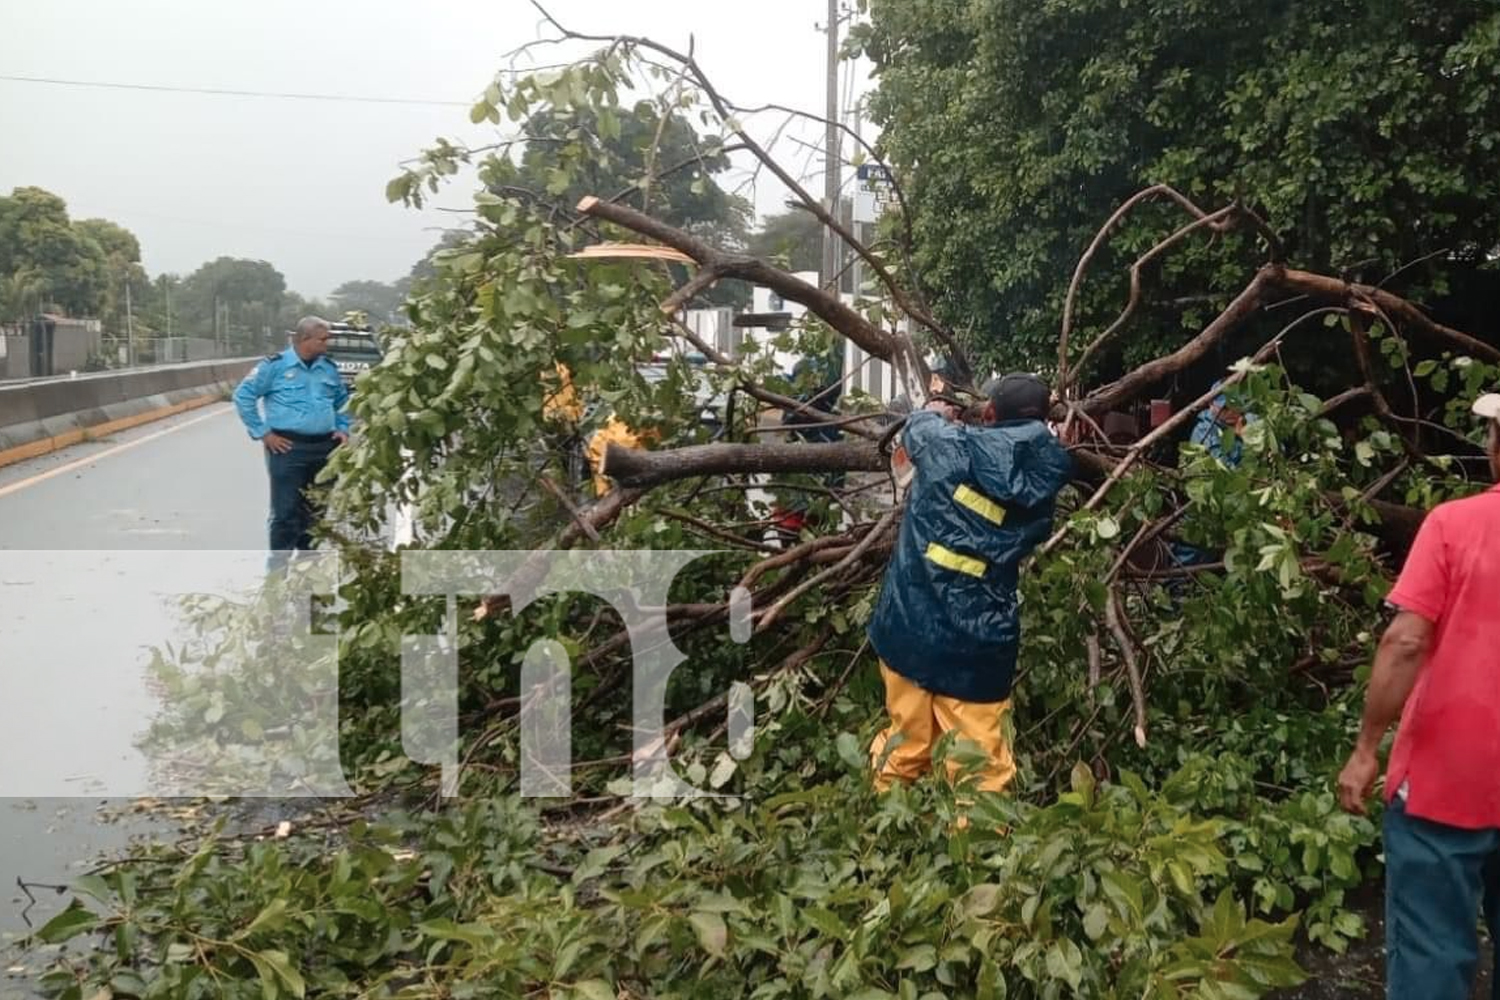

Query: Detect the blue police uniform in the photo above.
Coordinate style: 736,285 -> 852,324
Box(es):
233,348 -> 351,558
868,411 -> 1073,703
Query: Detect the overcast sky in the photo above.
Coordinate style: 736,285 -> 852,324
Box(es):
0,0 -> 868,298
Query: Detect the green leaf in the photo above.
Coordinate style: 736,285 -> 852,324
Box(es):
1167,859 -> 1198,897
1070,760 -> 1096,803
234,898 -> 290,940
573,981 -> 615,1000
896,943 -> 938,972
1100,870 -> 1144,920
835,731 -> 865,770
418,919 -> 497,949
690,910 -> 728,958
803,906 -> 846,938
262,951 -> 306,999
1095,515 -> 1120,540
1210,887 -> 1242,942
1083,903 -> 1109,941
34,903 -> 97,944
708,753 -> 737,789
1045,939 -> 1083,990
73,874 -> 112,903
962,883 -> 1003,919
571,845 -> 625,884
425,354 -> 450,371
248,949 -> 305,1000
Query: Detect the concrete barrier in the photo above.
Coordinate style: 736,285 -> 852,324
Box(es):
0,357 -> 260,469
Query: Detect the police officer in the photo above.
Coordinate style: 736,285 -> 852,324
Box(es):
233,316 -> 350,563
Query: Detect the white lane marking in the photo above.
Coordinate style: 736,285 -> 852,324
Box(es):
0,405 -> 234,500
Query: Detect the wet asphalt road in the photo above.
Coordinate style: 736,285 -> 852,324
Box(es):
0,404 -> 269,949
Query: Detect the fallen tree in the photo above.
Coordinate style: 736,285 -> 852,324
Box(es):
28,7 -> 1500,999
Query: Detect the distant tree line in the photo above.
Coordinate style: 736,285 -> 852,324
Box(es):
0,102 -> 829,362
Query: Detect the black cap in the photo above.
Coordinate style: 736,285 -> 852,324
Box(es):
986,373 -> 1050,421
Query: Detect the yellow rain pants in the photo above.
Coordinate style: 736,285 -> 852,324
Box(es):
869,661 -> 1017,794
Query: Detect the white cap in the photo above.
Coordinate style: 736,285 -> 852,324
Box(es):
1472,394 -> 1500,420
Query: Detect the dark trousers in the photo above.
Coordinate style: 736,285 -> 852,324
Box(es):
266,435 -> 337,561
1384,795 -> 1500,1000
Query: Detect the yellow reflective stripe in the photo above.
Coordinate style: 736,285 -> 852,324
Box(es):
925,542 -> 987,578
954,484 -> 1006,526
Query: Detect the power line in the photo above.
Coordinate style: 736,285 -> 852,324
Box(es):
0,74 -> 469,108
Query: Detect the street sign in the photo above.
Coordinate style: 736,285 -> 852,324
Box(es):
854,163 -> 897,223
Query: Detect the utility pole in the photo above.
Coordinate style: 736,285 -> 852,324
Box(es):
124,278 -> 134,367
820,0 -> 841,295
851,103 -> 863,304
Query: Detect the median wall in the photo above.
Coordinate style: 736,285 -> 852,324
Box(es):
0,357 -> 260,468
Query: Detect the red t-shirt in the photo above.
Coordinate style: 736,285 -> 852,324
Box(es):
1384,484 -> 1500,829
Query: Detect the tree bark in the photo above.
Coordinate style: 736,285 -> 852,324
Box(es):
578,196 -> 896,361
1271,268 -> 1500,364
602,439 -> 885,488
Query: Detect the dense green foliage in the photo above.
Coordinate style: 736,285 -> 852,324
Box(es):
857,0 -> 1500,375
0,186 -> 115,319
0,185 -> 332,356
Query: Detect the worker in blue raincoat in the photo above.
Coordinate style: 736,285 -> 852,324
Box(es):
1168,381 -> 1254,568
1188,382 -> 1250,466
867,373 -> 1073,794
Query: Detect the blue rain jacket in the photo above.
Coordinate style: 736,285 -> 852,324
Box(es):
868,412 -> 1073,703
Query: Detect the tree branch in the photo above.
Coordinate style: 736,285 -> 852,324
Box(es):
578,195 -> 898,362
755,507 -> 898,634
664,318 -> 878,441
1046,305 -> 1346,555
1059,189 -> 1285,391
728,101 -> 965,369
1105,590 -> 1148,748
1271,268 -> 1500,363
601,438 -> 883,489
1066,206 -> 1237,388
1060,184 -> 1212,385
1079,267 -> 1274,418
532,0 -> 933,401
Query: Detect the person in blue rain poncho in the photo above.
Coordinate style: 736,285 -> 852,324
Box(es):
1168,381 -> 1255,569
867,373 -> 1073,794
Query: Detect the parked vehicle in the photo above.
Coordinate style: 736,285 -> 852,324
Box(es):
323,322 -> 383,390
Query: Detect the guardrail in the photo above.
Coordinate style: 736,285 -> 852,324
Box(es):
0,356 -> 260,468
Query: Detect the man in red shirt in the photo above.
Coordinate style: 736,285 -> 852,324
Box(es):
1338,393 -> 1500,1000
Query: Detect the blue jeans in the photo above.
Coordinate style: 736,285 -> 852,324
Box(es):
1384,795 -> 1500,999
266,435 -> 337,563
